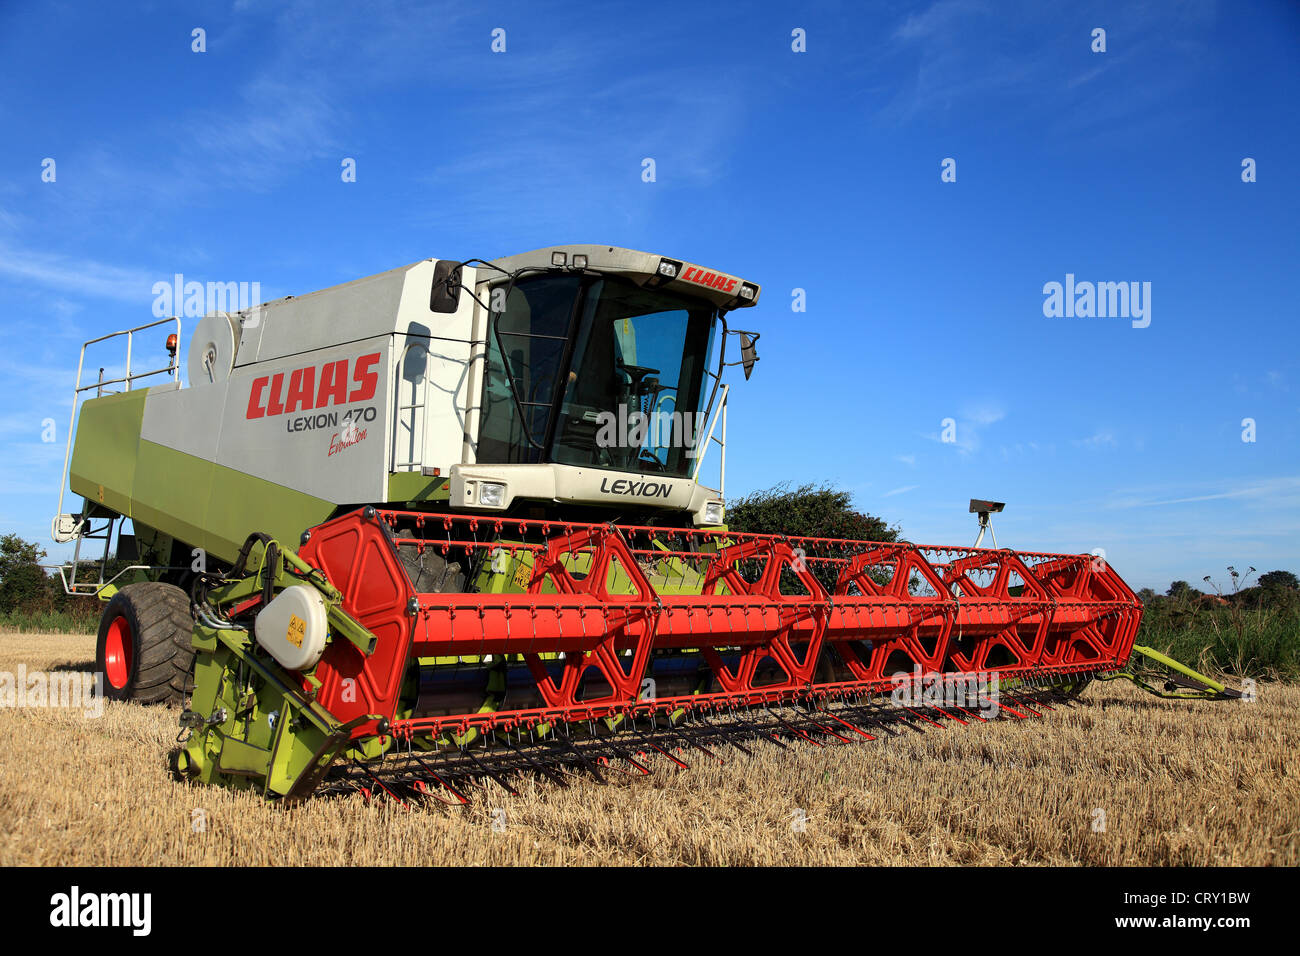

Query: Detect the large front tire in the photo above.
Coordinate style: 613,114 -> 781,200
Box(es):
95,582 -> 193,704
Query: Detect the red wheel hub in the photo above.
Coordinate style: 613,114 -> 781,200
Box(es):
104,616 -> 133,689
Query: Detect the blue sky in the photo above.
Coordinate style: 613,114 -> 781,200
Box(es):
1,0 -> 1296,592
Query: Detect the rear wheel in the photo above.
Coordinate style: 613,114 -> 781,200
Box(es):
96,582 -> 194,704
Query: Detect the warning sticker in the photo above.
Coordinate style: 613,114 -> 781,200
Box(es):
286,613 -> 305,648
512,560 -> 532,592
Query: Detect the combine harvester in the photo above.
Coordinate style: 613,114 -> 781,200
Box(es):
52,245 -> 1239,803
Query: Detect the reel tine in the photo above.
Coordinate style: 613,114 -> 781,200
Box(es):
351,759 -> 409,808
604,740 -> 653,776
719,710 -> 786,750
951,704 -> 988,723
928,705 -> 968,725
765,706 -> 825,746
409,755 -> 472,804
1002,692 -> 1043,717
1015,688 -> 1055,711
412,778 -> 468,807
981,694 -> 1027,719
816,706 -> 877,741
903,707 -> 946,729
672,723 -> 731,761
890,711 -> 927,733
459,746 -> 521,796
837,701 -> 903,737
628,728 -> 691,769
646,741 -> 690,770
500,739 -> 570,788
684,714 -> 750,758
798,712 -> 855,744
553,729 -> 607,783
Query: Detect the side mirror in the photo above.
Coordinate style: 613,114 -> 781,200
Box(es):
429,260 -> 463,313
739,331 -> 759,380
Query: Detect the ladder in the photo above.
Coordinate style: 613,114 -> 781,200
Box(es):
49,317 -> 182,593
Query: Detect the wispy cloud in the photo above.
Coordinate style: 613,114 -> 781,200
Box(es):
17,2 -> 474,226
883,1 -> 1034,122
922,401 -> 1005,455
0,241 -> 155,303
1074,430 -> 1116,449
1106,476 -> 1300,510
412,61 -> 750,235
964,404 -> 1004,427
1066,65 -> 1107,90
883,0 -> 1217,136
186,76 -> 342,190
0,202 -> 24,234
883,484 -> 919,497
893,0 -> 989,42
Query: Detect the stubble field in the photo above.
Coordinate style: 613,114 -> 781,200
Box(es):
1,631 -> 1296,866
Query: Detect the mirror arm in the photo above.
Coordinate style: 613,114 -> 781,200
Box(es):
698,311 -> 728,435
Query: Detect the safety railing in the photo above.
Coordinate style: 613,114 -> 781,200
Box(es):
392,340 -> 431,473
52,317 -> 182,548
690,382 -> 727,496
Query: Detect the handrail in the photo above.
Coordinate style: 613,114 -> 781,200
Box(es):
690,382 -> 728,495
392,339 -> 431,472
53,317 -> 182,540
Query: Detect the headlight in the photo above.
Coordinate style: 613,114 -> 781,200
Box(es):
479,482 -> 506,507
703,501 -> 724,525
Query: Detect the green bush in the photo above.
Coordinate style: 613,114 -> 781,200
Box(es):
1137,569 -> 1300,680
0,534 -> 48,614
725,482 -> 901,593
727,482 -> 899,542
0,605 -> 100,634
0,533 -> 107,634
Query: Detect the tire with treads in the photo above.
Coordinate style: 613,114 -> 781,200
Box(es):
95,582 -> 194,705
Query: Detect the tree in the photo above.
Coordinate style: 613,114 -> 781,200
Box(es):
1259,570 -> 1298,591
726,482 -> 901,593
1166,580 -> 1200,600
1136,587 -> 1157,604
726,482 -> 899,543
0,534 -> 48,614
